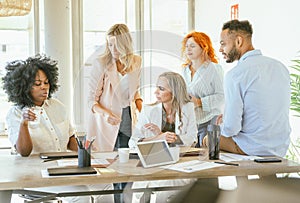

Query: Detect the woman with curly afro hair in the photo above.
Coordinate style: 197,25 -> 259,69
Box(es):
2,54 -> 114,203
3,54 -> 78,156
3,55 -> 59,108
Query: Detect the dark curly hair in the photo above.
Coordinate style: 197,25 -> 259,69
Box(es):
2,54 -> 59,108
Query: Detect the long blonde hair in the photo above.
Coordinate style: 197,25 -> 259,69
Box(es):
100,24 -> 135,72
157,72 -> 191,133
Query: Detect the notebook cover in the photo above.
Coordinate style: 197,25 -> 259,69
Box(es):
40,151 -> 78,159
47,166 -> 97,176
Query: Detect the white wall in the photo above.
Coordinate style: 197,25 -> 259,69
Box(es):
195,0 -> 300,142
195,0 -> 300,68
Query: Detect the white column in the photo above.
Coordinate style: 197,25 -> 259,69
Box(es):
44,0 -> 72,117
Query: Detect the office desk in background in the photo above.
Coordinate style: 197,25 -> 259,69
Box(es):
0,150 -> 300,202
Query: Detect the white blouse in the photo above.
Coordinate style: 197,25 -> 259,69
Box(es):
182,62 -> 224,124
6,98 -> 75,154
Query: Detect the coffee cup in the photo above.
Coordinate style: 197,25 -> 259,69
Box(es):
29,107 -> 42,126
169,146 -> 180,162
118,148 -> 130,163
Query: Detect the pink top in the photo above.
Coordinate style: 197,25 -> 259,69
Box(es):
86,55 -> 142,152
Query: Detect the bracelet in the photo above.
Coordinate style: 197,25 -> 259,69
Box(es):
138,138 -> 145,142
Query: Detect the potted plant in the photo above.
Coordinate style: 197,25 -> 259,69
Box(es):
286,53 -> 300,163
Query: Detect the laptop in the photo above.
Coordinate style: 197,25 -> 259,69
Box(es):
47,166 -> 97,176
40,151 -> 78,159
136,140 -> 176,168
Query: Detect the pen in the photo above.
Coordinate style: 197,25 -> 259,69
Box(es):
214,161 -> 239,166
42,158 -> 62,163
88,138 -> 96,149
75,135 -> 83,149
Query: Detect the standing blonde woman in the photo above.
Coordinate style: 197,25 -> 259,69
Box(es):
181,31 -> 224,147
87,24 -> 142,152
87,23 -> 142,203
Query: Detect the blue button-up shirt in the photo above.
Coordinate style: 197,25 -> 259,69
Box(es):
221,50 -> 291,157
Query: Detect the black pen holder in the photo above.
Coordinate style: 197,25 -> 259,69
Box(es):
78,147 -> 91,168
207,124 -> 221,160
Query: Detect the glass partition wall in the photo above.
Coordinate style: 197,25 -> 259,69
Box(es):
0,0 -> 193,130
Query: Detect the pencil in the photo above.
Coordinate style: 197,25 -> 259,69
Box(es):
214,161 -> 239,166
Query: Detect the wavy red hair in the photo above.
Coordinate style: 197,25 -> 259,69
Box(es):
181,31 -> 218,66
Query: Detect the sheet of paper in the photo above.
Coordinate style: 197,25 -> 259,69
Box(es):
57,158 -> 109,167
95,168 -> 116,174
220,153 -> 261,162
160,160 -> 221,173
92,151 -> 118,159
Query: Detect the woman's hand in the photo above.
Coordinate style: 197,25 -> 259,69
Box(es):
143,123 -> 161,136
189,94 -> 202,107
21,107 -> 38,125
106,112 -> 121,125
93,104 -> 121,125
216,114 -> 223,125
162,132 -> 178,143
135,99 -> 143,112
16,107 -> 36,156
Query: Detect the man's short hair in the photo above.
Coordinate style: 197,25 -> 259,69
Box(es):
222,20 -> 253,36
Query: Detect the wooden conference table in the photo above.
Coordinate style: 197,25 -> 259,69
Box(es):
0,149 -> 300,202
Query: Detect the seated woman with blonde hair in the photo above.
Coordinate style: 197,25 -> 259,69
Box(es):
129,71 -> 197,203
129,71 -> 197,148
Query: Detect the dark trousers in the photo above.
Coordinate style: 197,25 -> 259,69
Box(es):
195,116 -> 218,147
195,120 -> 211,148
114,106 -> 132,203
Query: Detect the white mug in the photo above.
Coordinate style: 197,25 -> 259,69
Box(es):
118,148 -> 130,163
169,146 -> 180,162
29,107 -> 42,126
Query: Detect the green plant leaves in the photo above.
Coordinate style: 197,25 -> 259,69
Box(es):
290,56 -> 300,117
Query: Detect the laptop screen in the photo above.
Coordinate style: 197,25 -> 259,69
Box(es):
137,140 -> 175,168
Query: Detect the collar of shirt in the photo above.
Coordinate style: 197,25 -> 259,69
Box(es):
238,49 -> 262,64
33,99 -> 50,109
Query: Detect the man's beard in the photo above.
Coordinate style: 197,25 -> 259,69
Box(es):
226,45 -> 240,63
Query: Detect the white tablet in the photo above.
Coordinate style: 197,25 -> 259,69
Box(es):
136,140 -> 176,168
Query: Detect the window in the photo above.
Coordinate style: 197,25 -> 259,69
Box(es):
83,0 -> 129,63
142,0 -> 189,103
0,13 -> 34,125
79,0 -> 190,129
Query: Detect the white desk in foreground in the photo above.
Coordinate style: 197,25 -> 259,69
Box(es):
0,151 -> 300,202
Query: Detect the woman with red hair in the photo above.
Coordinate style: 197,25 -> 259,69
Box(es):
181,31 -> 224,147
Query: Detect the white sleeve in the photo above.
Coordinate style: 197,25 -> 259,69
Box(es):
6,107 -> 22,146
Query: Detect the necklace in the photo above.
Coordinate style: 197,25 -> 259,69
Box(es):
163,105 -> 174,119
166,113 -> 172,119
165,110 -> 175,119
